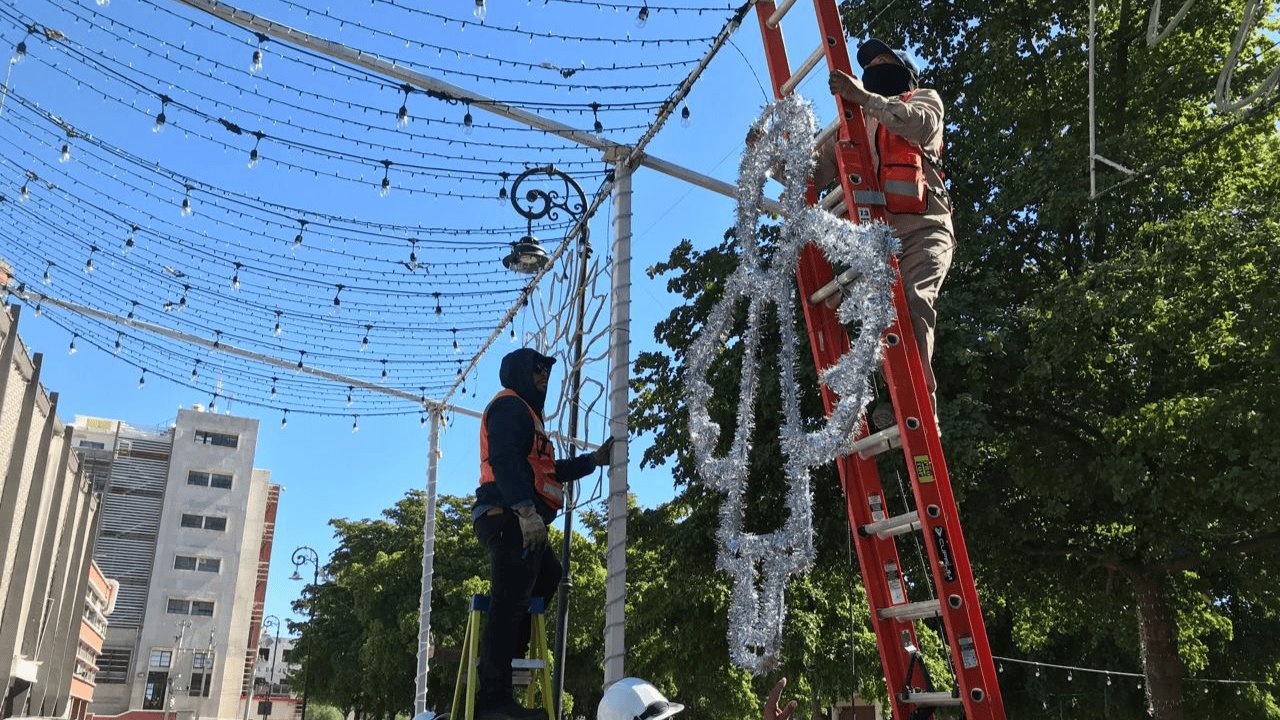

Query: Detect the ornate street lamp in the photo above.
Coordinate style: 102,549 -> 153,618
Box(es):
261,615 -> 281,720
503,165 -> 589,720
290,546 -> 320,720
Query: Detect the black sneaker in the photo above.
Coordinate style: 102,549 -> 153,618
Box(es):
476,702 -> 543,720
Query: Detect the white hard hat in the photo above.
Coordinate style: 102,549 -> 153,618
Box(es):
597,678 -> 684,720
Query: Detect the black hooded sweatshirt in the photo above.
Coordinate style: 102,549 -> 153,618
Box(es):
474,348 -> 597,524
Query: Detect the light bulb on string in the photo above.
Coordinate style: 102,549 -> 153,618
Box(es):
19,182 -> 29,202
231,262 -> 241,291
180,184 -> 193,217
360,325 -> 372,352
250,34 -> 267,74
381,359 -> 389,381
1106,674 -> 1111,686
351,415 -> 360,433
396,85 -> 412,128
153,95 -> 170,133
273,310 -> 283,336
280,410 -> 288,429
636,3 -> 649,27
293,219 -> 307,252
248,132 -> 264,168
1034,666 -> 1040,678
498,171 -> 509,201
191,360 -> 200,382
590,102 -> 603,133
123,224 -> 137,254
998,663 -> 1004,673
1067,671 -> 1073,682
127,301 -> 138,321
138,371 -> 146,390
681,103 -> 691,127
473,0 -> 486,20
379,160 -> 393,197
332,284 -> 344,314
463,106 -> 474,135
178,285 -> 189,311
11,39 -> 26,65
113,332 -> 122,355
407,238 -> 419,271
296,350 -> 305,370
346,386 -> 353,407
97,0 -> 108,5
433,292 -> 443,316
68,335 -> 78,355
59,143 -> 71,163
509,326 -> 516,343
269,377 -> 278,399
420,413 -> 426,428
209,394 -> 218,413
452,328 -> 459,352
42,260 -> 52,285
33,303 -> 41,317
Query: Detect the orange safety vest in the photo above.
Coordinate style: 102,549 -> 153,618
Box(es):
875,91 -> 943,215
479,389 -> 564,511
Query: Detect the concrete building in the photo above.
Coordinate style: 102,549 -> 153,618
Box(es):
0,306 -> 104,718
79,408 -> 280,720
249,634 -> 300,720
69,561 -> 120,720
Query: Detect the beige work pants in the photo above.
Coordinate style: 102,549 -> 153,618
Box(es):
897,225 -> 955,405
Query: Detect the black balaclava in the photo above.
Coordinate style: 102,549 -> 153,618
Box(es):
498,347 -> 556,417
863,62 -> 917,97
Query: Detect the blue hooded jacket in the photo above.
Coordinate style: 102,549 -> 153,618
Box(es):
474,348 -> 597,523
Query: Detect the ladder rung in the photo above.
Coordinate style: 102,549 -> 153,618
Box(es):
847,426 -> 901,459
512,671 -> 534,686
816,120 -> 839,150
820,186 -> 844,210
780,45 -> 825,96
808,267 -> 859,305
877,599 -> 941,622
764,0 -> 800,28
829,201 -> 847,217
511,659 -> 546,669
901,691 -> 962,707
860,511 -> 920,540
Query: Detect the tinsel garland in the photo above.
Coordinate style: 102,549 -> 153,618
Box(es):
685,94 -> 899,673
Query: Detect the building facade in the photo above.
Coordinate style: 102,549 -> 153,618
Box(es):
0,305 -> 104,719
69,561 -> 120,720
249,634 -> 301,720
81,408 -> 279,720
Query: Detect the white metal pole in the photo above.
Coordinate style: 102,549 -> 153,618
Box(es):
414,409 -> 443,718
602,151 -> 632,689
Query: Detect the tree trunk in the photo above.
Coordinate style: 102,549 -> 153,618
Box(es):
1132,571 -> 1184,720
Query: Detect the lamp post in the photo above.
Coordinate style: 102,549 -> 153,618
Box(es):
505,165 -> 590,720
261,615 -> 281,720
290,546 -> 320,720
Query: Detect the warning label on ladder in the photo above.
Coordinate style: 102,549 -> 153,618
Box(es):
913,455 -> 935,483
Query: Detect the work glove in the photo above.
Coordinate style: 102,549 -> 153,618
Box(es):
515,505 -> 547,553
593,436 -> 617,467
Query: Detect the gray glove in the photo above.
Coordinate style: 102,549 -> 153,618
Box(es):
515,506 -> 547,553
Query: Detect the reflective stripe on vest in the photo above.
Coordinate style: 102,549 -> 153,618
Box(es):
875,90 -> 942,215
479,389 -> 564,510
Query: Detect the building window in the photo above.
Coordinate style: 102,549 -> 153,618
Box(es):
78,440 -> 106,449
180,513 -> 227,532
97,648 -> 131,684
188,470 -> 233,489
281,648 -> 294,663
149,649 -> 173,668
143,671 -> 168,709
189,652 -> 213,697
167,599 -> 215,617
194,430 -> 239,448
175,555 -> 221,573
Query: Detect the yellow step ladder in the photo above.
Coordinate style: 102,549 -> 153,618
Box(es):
451,594 -> 554,720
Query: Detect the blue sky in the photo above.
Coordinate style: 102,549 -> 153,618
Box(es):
0,0 -> 842,628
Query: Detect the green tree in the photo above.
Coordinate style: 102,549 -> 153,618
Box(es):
831,1 -> 1280,718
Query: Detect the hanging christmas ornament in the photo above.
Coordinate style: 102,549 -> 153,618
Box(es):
685,93 -> 897,674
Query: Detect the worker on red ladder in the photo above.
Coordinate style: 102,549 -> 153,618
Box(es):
822,40 -> 955,414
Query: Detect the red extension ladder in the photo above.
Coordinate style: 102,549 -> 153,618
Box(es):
752,2 -> 1006,718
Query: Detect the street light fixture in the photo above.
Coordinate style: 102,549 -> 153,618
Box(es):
290,546 -> 320,720
503,165 -> 590,720
261,615 -> 281,720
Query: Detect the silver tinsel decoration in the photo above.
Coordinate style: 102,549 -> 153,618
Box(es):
685,94 -> 899,673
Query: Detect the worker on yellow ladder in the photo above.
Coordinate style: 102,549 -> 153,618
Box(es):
824,40 -> 955,413
472,348 -> 615,720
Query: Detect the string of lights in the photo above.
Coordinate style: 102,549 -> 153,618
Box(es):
369,0 -> 724,46
992,655 -> 1276,693
545,0 -> 739,12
